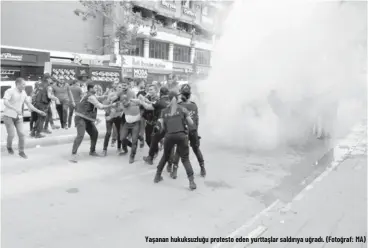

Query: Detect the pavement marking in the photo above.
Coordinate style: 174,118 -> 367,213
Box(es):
212,199 -> 280,248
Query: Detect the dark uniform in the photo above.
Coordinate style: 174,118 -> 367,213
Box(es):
154,91 -> 196,190
170,84 -> 206,178
143,87 -> 171,164
32,81 -> 51,138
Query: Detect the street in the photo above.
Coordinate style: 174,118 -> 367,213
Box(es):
1,121 -> 366,248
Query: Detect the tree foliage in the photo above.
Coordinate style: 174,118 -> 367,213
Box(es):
74,0 -> 144,55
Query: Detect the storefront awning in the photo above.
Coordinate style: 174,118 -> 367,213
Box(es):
1,48 -> 50,67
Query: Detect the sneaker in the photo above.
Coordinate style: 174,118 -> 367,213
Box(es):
7,147 -> 14,155
42,129 -> 52,134
89,151 -> 102,157
129,156 -> 135,164
143,156 -> 153,165
70,154 -> 78,163
102,150 -> 107,157
30,132 -> 35,138
64,127 -> 68,130
19,152 -> 28,159
116,148 -> 122,154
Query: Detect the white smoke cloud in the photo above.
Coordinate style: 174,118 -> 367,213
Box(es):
197,0 -> 367,151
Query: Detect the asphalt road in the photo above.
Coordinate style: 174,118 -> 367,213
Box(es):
1,121 -> 366,248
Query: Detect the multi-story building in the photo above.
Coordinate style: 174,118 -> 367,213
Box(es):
1,0 -> 233,86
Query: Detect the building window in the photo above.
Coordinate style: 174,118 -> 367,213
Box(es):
128,39 -> 144,57
195,49 -> 211,65
173,45 -> 191,63
149,40 -> 169,60
181,0 -> 193,8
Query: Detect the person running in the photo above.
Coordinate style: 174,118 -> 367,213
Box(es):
170,84 -> 206,179
150,91 -> 197,190
70,84 -> 111,163
3,78 -> 47,158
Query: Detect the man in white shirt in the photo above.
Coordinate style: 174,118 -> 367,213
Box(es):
3,78 -> 47,158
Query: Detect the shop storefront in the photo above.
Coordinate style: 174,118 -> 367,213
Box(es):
122,55 -> 173,84
1,47 -> 50,96
89,66 -> 121,91
172,62 -> 193,82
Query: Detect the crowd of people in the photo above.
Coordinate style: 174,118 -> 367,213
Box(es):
3,74 -> 206,190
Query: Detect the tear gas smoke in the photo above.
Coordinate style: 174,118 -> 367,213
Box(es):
197,0 -> 367,151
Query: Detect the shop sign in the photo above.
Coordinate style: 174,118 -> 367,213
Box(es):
184,68 -> 193,73
52,68 -> 77,80
124,56 -> 173,71
73,54 -> 104,66
161,0 -> 176,11
1,53 -> 23,61
183,7 -> 196,17
91,71 -> 120,82
133,68 -> 148,79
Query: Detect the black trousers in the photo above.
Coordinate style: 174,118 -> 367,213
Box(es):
32,104 -> 48,135
120,121 -> 140,158
156,132 -> 194,178
30,111 -> 38,131
56,103 -> 68,128
103,116 -> 122,150
173,130 -> 204,166
148,129 -> 165,158
145,122 -> 155,147
44,106 -> 54,129
72,116 -> 98,154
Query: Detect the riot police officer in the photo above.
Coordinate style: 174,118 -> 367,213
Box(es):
169,84 -> 206,179
153,91 -> 197,190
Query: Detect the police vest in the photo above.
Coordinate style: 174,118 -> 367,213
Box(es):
162,106 -> 186,134
75,92 -> 98,121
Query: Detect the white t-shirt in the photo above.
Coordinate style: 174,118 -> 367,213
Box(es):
3,88 -> 28,118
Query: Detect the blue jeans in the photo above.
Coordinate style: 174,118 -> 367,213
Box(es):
3,115 -> 25,152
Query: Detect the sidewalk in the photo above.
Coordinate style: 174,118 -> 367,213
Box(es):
1,112 -> 107,151
248,151 -> 367,248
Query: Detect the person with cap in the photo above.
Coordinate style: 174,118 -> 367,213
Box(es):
142,86 -> 171,165
169,84 -> 206,179
150,91 -> 197,190
70,84 -> 111,163
31,74 -> 60,138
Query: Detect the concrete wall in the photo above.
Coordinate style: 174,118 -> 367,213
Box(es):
1,1 -> 103,54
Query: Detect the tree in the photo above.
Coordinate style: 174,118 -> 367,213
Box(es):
74,1 -> 144,65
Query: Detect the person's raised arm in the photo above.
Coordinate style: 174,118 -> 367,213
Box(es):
87,95 -> 111,110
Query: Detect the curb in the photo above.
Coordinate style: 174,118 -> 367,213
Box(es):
1,132 -> 107,151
